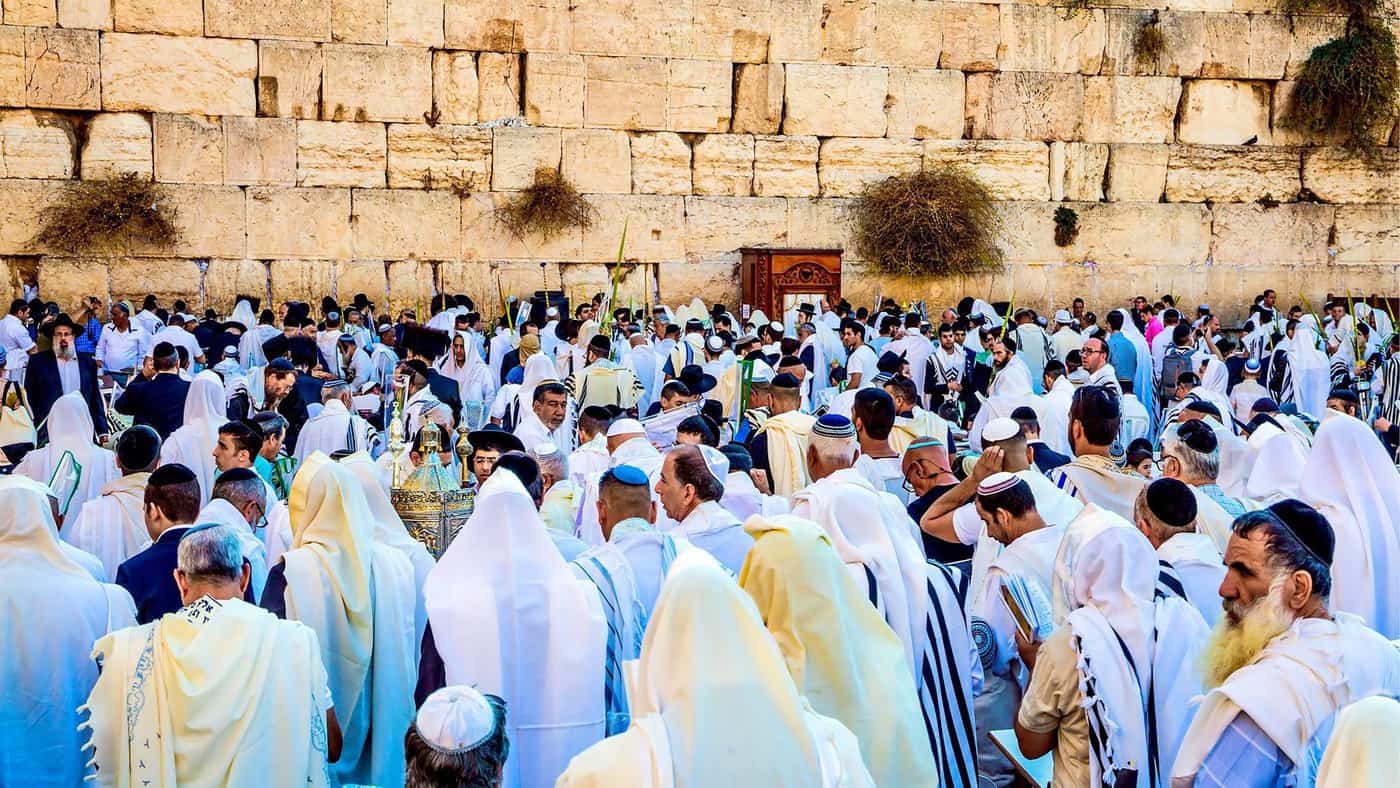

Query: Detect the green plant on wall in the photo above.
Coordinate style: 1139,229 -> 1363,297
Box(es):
1284,1 -> 1398,149
494,168 -> 597,241
849,166 -> 1004,277
33,173 -> 180,254
1053,206 -> 1080,247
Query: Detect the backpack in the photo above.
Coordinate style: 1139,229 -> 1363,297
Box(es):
1159,346 -> 1193,401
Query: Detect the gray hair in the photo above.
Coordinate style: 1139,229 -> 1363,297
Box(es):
1161,425 -> 1220,481
212,473 -> 266,513
177,525 -> 246,583
529,446 -> 566,480
808,433 -> 857,469
321,380 -> 351,404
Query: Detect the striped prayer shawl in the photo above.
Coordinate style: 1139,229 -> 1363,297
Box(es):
575,555 -> 633,736
1156,560 -> 1187,602
1378,356 -> 1400,423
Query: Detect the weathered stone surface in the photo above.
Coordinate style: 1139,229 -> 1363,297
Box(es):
666,59 -> 731,133
1177,79 -> 1271,145
1284,15 -> 1345,79
631,132 -> 691,195
683,196 -> 787,257
1156,12 -> 1205,77
113,0 -> 203,35
0,110 -> 74,179
693,0 -> 770,63
1200,12 -> 1248,77
1332,206 -> 1400,265
127,184 -> 246,258
818,137 -> 921,197
223,116 -> 296,185
205,0 -> 330,41
732,63 -> 783,135
477,52 -> 521,121
998,202 -> 1213,267
322,44 -> 431,123
58,0 -> 112,30
769,0 -> 819,61
783,64 -> 887,137
204,259 -> 269,310
385,259 -> 432,310
1302,148 -> 1400,204
580,194 -> 684,261
1246,13 -> 1288,80
562,129 -> 630,193
1082,76 -> 1182,143
998,5 -> 1105,74
525,52 -> 585,127
569,0 -> 693,58
332,0 -> 386,44
352,188 -> 459,259
36,259 -> 109,308
691,134 -> 754,196
25,28 -> 99,109
1106,143 -> 1168,202
102,33 -> 256,116
0,27 -> 22,107
1165,145 -> 1301,203
0,180 -> 65,254
753,135 -> 818,197
1050,141 -> 1109,202
4,0 -> 55,25
874,0 -> 940,67
154,114 -> 222,184
81,112 -> 152,179
443,0 -> 514,50
490,126 -> 561,191
258,41 -> 322,119
1100,9 -> 1154,76
885,68 -> 964,139
461,191 -> 583,260
659,261 -> 740,305
965,72 -> 1083,141
819,0 -> 877,65
432,50 -> 478,125
584,56 -> 666,130
939,2 -> 999,71
1210,203 -> 1333,267
386,123 -> 491,190
925,140 -> 1049,201
246,186 -> 352,258
108,258 -> 202,304
269,259 -> 337,305
388,0 -> 444,46
331,259 -> 387,307
296,121 -> 386,187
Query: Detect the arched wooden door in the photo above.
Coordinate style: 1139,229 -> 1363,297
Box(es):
740,248 -> 842,321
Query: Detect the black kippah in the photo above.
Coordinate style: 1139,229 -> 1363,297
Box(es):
1177,419 -> 1218,453
720,442 -> 753,473
115,425 -> 160,470
149,463 -> 197,486
1146,478 -> 1196,527
1267,499 -> 1335,566
1182,400 -> 1221,420
216,467 -> 259,483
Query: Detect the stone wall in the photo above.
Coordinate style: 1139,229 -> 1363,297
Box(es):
1,0 -> 1398,320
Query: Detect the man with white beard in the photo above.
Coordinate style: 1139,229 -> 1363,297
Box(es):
1172,501 -> 1400,787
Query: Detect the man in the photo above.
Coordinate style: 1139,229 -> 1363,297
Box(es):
214,420 -> 295,565
467,425 -> 525,486
1159,420 -> 1249,552
514,380 -> 570,455
0,298 -> 36,384
655,444 -> 752,574
294,380 -> 377,463
568,404 -> 614,488
25,313 -> 105,439
851,387 -> 904,500
748,372 -> 816,497
116,463 -> 201,623
533,442 -> 582,542
565,334 -> 642,411
86,524 -> 340,785
1048,386 -> 1148,520
114,341 -> 191,440
335,332 -> 372,389
901,436 -> 959,543
1133,477 -> 1226,625
405,687 -> 507,787
1159,323 -> 1198,408
404,324 -> 463,424
435,329 -> 495,422
1080,336 -> 1121,394
149,310 -> 206,367
1172,502 -> 1400,787
1104,310 -> 1138,392
885,373 -> 951,453
1011,310 -> 1053,394
62,425 -> 160,580
1050,309 -> 1082,363
1011,405 -> 1071,473
260,358 -> 310,453
1152,308 -> 1183,381
1231,357 -> 1270,423
841,317 -> 878,389
94,300 -> 148,387
399,358 -> 446,439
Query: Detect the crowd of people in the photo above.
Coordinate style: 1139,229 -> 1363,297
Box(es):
3,285 -> 1400,788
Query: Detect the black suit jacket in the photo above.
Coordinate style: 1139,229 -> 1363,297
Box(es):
25,350 -> 106,440
1031,441 -> 1073,474
116,526 -> 190,624
113,372 -> 191,440
426,370 -> 463,424
499,349 -> 521,386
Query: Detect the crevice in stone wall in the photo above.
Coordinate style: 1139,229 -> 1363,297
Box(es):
195,258 -> 210,310
262,260 -> 273,307
516,53 -> 528,118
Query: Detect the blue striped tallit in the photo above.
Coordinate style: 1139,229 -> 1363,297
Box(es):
575,556 -> 632,736
1155,559 -> 1187,602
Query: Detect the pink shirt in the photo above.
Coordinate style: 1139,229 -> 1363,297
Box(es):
1144,316 -> 1164,344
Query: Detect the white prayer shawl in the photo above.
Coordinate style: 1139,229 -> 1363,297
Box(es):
969,357 -> 1035,451
623,344 -> 662,414
62,472 -> 152,581
316,330 -> 342,377
760,410 -> 818,498
1156,532 -> 1225,627
436,330 -> 498,408
515,407 -> 570,456
1288,324 -> 1331,417
1210,420 -> 1253,498
1053,326 -> 1084,363
1040,376 -> 1076,456
259,478 -> 294,567
238,324 -> 281,371
194,498 -> 269,602
719,469 -> 790,522
1315,695 -> 1400,788
1245,431 -> 1308,503
799,332 -> 831,409
568,434 -> 612,490
1301,415 -> 1400,639
1114,309 -> 1159,436
292,398 -> 376,465
489,328 -> 515,388
978,525 -> 1065,677
424,471 -> 607,788
509,353 -> 575,441
674,499 -> 752,575
1052,454 -> 1149,522
17,391 -> 119,524
160,371 -> 226,503
889,406 -> 951,455
1,480 -> 135,788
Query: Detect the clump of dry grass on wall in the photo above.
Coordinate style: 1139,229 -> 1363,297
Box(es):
33,173 -> 180,254
494,168 -> 597,241
1285,16 -> 1398,149
849,167 -> 1004,277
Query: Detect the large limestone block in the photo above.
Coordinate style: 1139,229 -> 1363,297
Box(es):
5,0 -> 54,24
258,41 -> 322,119
1285,15 -> 1345,79
569,0 -> 693,58
126,184 -> 246,258
58,0 -> 112,30
660,262 -> 741,305
693,0 -> 771,63
584,56 -> 666,130
388,0 -> 444,46
1333,206 -> 1400,266
874,0 -> 941,67
432,50 -> 478,125
386,123 -> 491,190
0,180 -> 65,254
785,197 -> 853,250
692,134 -> 754,196
769,0 -> 820,61
525,53 -> 584,128
443,0 -> 515,50
1268,81 -> 1372,147
580,194 -> 685,261
203,259 -> 269,310
24,28 -> 99,109
1106,144 -> 1168,202
1246,13 -> 1288,79
322,44 -> 431,123
331,260 -> 387,307
783,64 -> 887,137
269,260 -> 338,306
1101,9 -> 1154,76
385,259 -> 432,310
223,117 -> 296,185
924,139 -> 1049,201
205,0 -> 330,40
81,112 -> 152,179
460,192 -> 583,260
0,110 -> 75,179
1302,148 -> 1400,204
732,63 -> 783,135
965,72 -> 1083,141
998,5 -> 1105,74
1164,145 -> 1301,203
1050,141 -> 1109,202
683,196 -> 788,257
1082,76 -> 1182,144
113,0 -> 202,35
36,259 -> 109,309
0,27 -> 22,107
107,258 -> 202,304
631,132 -> 691,195
1200,12 -> 1248,77
818,137 -> 921,197
820,0 -> 877,65
1177,79 -> 1271,145
1210,203 -> 1333,267
667,59 -> 731,133
154,114 -> 223,184
247,186 -> 352,258
332,0 -> 386,44
352,188 -> 460,259
562,129 -> 631,194
939,2 -> 999,71
490,126 -> 561,191
753,135 -> 818,197
998,202 -> 1213,267
885,68 -> 964,139
296,121 -> 386,187
102,34 -> 256,116
477,53 -> 522,121
1156,12 -> 1205,77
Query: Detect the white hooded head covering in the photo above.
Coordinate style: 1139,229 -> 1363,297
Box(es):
16,391 -> 119,524
159,370 -> 226,502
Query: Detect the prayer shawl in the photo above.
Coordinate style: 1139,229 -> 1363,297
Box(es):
759,410 -> 818,498
1113,309 -> 1159,436
1,480 -> 135,788
720,469 -> 790,522
799,331 -> 830,408
969,357 -> 1035,451
283,453 -> 417,787
568,434 -> 611,489
1288,323 -> 1331,417
1053,327 -> 1084,363
1172,613 -> 1400,786
673,499 -> 752,576
889,406 -> 951,454
740,515 -> 939,787
62,471 -> 152,581
1185,484 -> 1238,555
556,549 -> 875,788
1244,431 -> 1307,503
436,331 -> 497,410
575,437 -> 668,547
237,323 -> 281,371
17,391 -> 119,524
489,328 -> 514,386
623,344 -> 662,415
1377,354 -> 1400,424
193,498 -> 269,602
1301,415 -> 1400,639
424,470 -> 607,788
1049,454 -> 1149,522
542,479 -> 581,535
1040,376 -> 1077,456
1156,533 -> 1225,627
1014,323 -> 1053,393
292,398 -> 377,464
84,597 -> 330,787
1315,696 -> 1400,788
507,353 -> 575,445
570,359 -> 640,410
160,371 -> 226,503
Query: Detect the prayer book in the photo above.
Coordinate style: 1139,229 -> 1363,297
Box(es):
641,402 -> 702,449
48,450 -> 83,517
989,729 -> 1052,788
1000,575 -> 1053,643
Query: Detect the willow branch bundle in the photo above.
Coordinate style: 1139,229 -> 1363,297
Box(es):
849,167 -> 1004,277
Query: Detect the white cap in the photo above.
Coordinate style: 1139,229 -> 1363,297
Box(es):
357,380 -> 380,394
606,418 -> 645,438
696,444 -> 730,483
976,471 -> 1022,497
750,360 -> 776,383
1054,309 -> 1073,325
982,417 -> 1021,443
546,306 -> 559,318
531,442 -> 559,458
415,686 -> 498,753
705,335 -> 724,352
768,321 -> 784,332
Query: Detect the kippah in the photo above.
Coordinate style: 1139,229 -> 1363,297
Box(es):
977,471 -> 1020,497
1328,388 -> 1359,405
494,453 -> 539,488
267,358 -> 294,372
580,404 -> 613,421
115,425 -> 161,470
1177,419 -> 1218,453
401,358 -> 430,378
222,345 -> 238,357
772,372 -> 800,389
416,686 -> 498,753
588,334 -> 611,354
1182,400 -> 1221,419
749,360 -> 775,383
337,333 -> 354,343
1252,397 -> 1279,413
685,318 -> 704,330
906,437 -> 944,452
152,341 -> 177,359
609,464 -> 649,486
606,418 -> 645,437
812,414 -> 856,439
705,335 -> 724,352
768,321 -> 783,332
216,467 -> 259,484
697,444 -> 730,484
777,355 -> 803,368
876,350 -> 904,374
149,463 -> 197,486
1267,499 -> 1335,566
1146,478 -> 1196,527
719,442 -> 753,473
982,417 -> 1021,443
1244,358 -> 1261,373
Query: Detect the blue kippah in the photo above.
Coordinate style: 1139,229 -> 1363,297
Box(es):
610,464 -> 649,486
812,414 -> 855,439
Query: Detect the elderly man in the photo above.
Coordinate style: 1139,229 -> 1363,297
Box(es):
1048,386 -> 1148,520
1159,420 -> 1250,552
1172,501 -> 1400,787
655,444 -> 752,574
194,467 -> 272,601
85,524 -> 340,785
293,380 -> 377,463
514,380 -> 570,455
94,300 -> 149,387
1134,478 -> 1226,626
25,313 -> 106,441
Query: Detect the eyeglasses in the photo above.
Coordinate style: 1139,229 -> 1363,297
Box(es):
902,459 -> 953,492
1152,453 -> 1179,472
1081,347 -> 1105,356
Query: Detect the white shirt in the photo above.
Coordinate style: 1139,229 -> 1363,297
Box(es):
0,314 -> 34,370
148,325 -> 202,362
56,356 -> 81,394
1150,327 -> 1175,378
1085,363 -> 1121,394
132,309 -> 163,337
95,324 -> 148,373
845,344 -> 878,387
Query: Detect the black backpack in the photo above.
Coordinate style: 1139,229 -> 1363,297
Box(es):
1159,346 -> 1193,401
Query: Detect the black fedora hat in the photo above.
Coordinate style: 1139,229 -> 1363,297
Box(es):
468,424 -> 526,454
41,313 -> 85,339
677,364 -> 717,395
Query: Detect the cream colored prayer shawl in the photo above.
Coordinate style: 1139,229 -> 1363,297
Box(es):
760,410 -> 817,498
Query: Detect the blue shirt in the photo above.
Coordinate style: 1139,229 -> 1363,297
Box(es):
1107,332 -> 1137,382
1193,712 -> 1290,788
76,316 -> 102,354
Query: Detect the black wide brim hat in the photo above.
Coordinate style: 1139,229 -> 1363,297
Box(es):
41,313 -> 85,339
677,364 -> 717,394
469,425 -> 526,454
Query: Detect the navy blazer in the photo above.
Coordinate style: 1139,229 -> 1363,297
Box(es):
1031,441 -> 1073,474
25,350 -> 106,440
113,372 -> 191,440
116,526 -> 191,624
